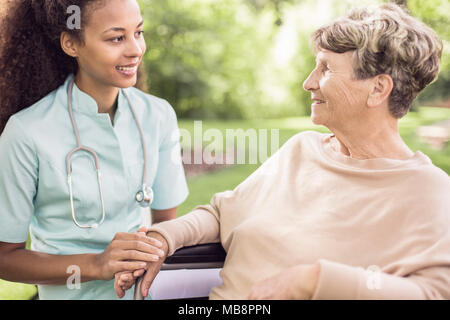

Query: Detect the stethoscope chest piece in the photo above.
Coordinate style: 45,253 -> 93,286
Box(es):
136,184 -> 154,208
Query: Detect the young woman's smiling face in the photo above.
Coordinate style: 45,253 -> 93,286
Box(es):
72,0 -> 146,89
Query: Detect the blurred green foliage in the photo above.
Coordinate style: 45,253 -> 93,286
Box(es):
140,0 -> 272,119
408,0 -> 450,105
139,0 -> 449,119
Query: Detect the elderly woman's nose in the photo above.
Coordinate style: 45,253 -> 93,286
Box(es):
303,71 -> 319,92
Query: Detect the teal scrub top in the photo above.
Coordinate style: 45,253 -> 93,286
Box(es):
0,74 -> 189,299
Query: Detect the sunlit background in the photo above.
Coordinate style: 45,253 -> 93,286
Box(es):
138,0 -> 449,119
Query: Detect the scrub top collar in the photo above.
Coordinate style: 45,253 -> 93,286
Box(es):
69,74 -> 128,119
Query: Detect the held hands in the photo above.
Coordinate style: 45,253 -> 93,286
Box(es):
247,264 -> 320,300
92,226 -> 166,297
113,226 -> 151,298
113,228 -> 169,299
108,231 -> 320,300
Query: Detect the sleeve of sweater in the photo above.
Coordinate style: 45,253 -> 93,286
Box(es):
147,132 -> 296,256
311,260 -> 425,299
312,189 -> 450,300
147,202 -> 221,256
312,259 -> 450,300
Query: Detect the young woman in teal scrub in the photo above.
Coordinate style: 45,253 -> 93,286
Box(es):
0,0 -> 188,299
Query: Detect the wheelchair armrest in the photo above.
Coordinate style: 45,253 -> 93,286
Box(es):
134,243 -> 226,300
161,243 -> 226,270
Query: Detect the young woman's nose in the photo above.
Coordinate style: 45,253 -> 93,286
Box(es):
125,37 -> 145,57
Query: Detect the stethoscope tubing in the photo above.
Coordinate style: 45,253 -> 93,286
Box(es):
66,78 -> 150,229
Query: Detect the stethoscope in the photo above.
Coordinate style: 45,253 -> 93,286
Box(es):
66,78 -> 153,229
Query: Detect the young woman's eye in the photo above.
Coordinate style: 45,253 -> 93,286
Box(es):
136,30 -> 145,37
111,36 -> 124,43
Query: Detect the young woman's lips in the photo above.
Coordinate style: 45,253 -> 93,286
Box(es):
116,64 -> 138,76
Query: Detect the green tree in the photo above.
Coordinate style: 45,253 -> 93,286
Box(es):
407,0 -> 450,105
139,0 -> 276,119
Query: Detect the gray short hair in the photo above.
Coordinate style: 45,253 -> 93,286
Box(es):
312,4 -> 443,118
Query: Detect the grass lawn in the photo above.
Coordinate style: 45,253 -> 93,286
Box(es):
1,106 -> 448,300
0,280 -> 37,300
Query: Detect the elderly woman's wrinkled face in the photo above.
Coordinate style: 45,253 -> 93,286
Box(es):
303,49 -> 371,129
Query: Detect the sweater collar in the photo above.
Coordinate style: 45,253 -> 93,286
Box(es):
320,134 -> 431,170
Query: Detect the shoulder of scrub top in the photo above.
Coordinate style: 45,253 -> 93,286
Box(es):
10,83 -> 179,136
9,87 -> 60,133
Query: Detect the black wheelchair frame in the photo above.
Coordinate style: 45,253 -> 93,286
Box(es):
134,243 -> 226,300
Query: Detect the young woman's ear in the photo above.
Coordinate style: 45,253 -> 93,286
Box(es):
60,32 -> 79,58
367,74 -> 394,108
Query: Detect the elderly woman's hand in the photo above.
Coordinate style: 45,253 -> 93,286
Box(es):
137,231 -> 169,298
114,268 -> 146,298
247,263 -> 320,300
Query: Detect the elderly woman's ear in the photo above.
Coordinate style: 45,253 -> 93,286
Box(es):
366,74 -> 394,109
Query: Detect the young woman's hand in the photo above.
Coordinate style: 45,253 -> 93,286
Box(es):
114,230 -> 169,298
113,227 -> 149,298
93,227 -> 165,281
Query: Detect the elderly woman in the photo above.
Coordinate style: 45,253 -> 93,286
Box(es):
119,4 -> 450,299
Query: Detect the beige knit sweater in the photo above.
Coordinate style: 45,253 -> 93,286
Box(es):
149,131 -> 450,299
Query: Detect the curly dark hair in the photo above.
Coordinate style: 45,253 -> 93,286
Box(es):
0,0 -> 147,134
